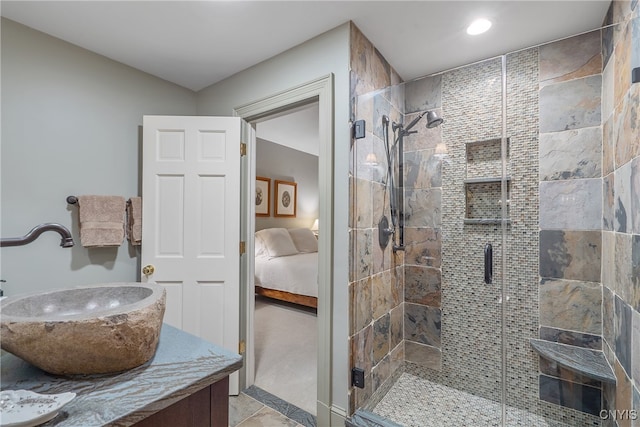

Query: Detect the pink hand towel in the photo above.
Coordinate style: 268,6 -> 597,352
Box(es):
127,197 -> 142,246
78,195 -> 126,247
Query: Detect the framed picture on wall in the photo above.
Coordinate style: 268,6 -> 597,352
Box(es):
255,177 -> 271,217
274,180 -> 297,217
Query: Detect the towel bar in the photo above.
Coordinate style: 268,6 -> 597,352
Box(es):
68,196 -> 132,205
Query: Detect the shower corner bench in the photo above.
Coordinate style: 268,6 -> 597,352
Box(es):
529,338 -> 616,384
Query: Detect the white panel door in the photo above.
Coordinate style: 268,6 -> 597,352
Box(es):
142,115 -> 242,394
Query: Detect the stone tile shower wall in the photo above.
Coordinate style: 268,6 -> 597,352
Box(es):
347,1 -> 639,424
536,29 -> 605,420
600,2 -> 640,427
402,74 -> 444,370
348,23 -> 405,414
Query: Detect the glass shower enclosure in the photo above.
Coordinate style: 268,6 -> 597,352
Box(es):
348,3 -> 638,425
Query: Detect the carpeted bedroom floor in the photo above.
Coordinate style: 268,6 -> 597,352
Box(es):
253,296 -> 317,416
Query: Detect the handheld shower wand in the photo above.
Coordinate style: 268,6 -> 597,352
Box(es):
378,110 -> 445,251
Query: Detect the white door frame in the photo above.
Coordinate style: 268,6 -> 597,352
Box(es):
234,74 -> 334,423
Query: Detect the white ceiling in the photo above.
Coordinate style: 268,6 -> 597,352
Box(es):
1,1 -> 612,92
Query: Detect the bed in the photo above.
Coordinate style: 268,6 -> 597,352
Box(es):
254,227 -> 318,308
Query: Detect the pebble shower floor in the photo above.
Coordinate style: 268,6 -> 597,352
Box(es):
372,373 -> 577,427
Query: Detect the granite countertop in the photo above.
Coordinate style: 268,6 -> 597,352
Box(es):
1,324 -> 243,426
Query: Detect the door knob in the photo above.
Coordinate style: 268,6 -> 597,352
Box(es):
142,264 -> 155,276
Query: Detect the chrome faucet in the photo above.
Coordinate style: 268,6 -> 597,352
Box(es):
1,223 -> 74,248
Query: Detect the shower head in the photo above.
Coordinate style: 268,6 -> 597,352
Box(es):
426,110 -> 444,128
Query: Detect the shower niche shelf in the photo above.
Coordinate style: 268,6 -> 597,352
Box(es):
464,137 -> 511,224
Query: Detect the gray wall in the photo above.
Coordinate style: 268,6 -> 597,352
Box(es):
255,138 -> 319,231
1,17 -> 351,416
196,22 -> 351,415
0,18 -> 197,295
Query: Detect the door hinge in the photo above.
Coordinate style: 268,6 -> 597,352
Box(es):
240,142 -> 247,156
239,340 -> 246,354
240,241 -> 246,255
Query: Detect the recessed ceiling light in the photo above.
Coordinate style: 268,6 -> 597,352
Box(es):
467,18 -> 492,35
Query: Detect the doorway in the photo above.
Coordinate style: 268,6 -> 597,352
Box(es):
251,102 -> 320,415
234,74 -> 334,424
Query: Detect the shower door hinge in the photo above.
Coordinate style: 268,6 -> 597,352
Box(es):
240,142 -> 247,156
239,241 -> 246,255
239,340 -> 246,354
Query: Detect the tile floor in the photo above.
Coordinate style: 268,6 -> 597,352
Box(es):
230,386 -> 316,427
372,372 -> 573,427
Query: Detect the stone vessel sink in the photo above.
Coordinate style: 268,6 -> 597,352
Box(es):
1,283 -> 166,375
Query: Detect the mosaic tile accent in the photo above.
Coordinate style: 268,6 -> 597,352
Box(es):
539,279 -> 602,335
539,179 -> 602,230
539,29 -> 602,87
539,75 -> 602,133
539,127 -> 602,181
465,138 -> 505,179
539,230 -> 602,282
465,181 -> 508,221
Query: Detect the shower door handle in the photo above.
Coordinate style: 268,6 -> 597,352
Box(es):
484,243 -> 493,284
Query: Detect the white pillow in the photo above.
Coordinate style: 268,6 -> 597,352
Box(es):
254,234 -> 268,257
288,228 -> 318,253
255,228 -> 299,257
